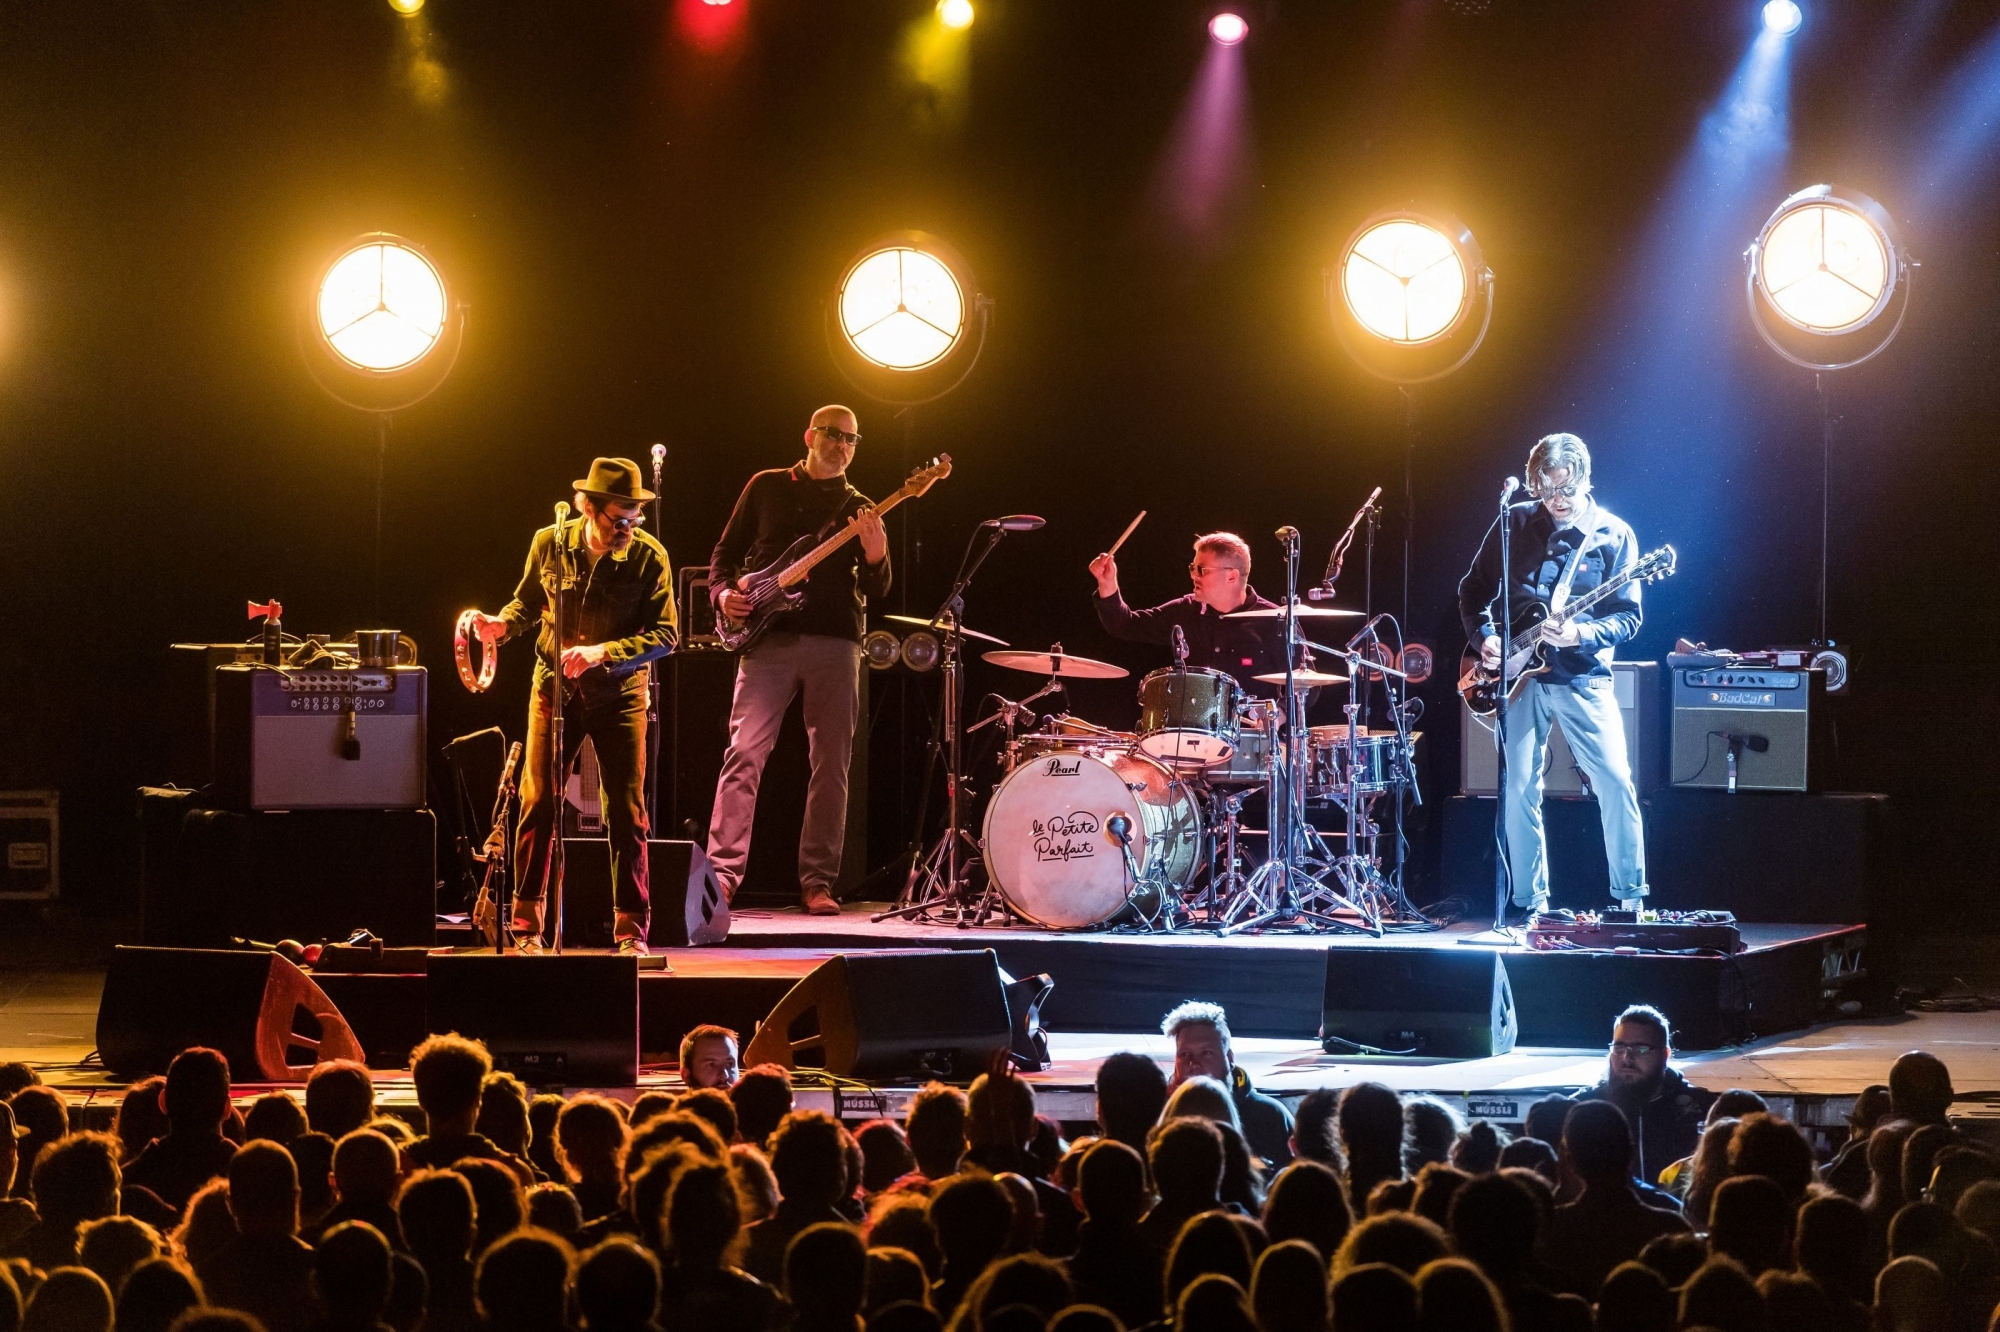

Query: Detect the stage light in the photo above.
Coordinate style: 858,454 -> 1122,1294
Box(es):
1341,218 -> 1470,345
1747,184 -> 1908,370
388,0 -> 423,14
938,0 -> 973,29
1209,12 -> 1247,44
838,245 -> 966,371
1762,0 -> 1802,36
316,238 -> 448,373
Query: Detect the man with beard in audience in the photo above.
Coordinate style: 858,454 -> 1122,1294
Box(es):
1569,1005 -> 1712,1188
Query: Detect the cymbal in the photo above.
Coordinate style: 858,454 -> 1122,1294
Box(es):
1221,601 -> 1365,620
982,649 -> 1130,680
883,614 -> 1009,647
1252,669 -> 1350,686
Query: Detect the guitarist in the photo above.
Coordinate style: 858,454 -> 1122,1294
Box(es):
1456,432 -> 1648,924
464,457 -> 678,956
706,405 -> 890,915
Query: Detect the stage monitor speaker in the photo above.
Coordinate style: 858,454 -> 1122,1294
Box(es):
1670,667 -> 1833,791
426,953 -> 639,1087
742,948 -> 1015,1082
1321,949 -> 1517,1058
558,838 -> 730,949
1462,662 -> 1661,796
97,945 -> 366,1081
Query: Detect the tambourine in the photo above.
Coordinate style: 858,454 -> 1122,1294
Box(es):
455,610 -> 498,693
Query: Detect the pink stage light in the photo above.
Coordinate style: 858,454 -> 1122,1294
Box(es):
1208,12 -> 1247,45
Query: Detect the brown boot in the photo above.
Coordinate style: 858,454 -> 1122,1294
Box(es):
511,898 -> 545,955
801,885 -> 841,916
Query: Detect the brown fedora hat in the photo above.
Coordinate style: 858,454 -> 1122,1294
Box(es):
572,457 -> 656,504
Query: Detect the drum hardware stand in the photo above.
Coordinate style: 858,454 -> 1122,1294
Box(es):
1298,640 -> 1411,935
1219,528 -> 1372,937
875,522 -> 1030,927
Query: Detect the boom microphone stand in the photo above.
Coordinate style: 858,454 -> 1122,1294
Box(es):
547,501 -> 571,955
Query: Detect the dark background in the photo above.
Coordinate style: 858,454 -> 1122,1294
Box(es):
1,0 -> 1994,926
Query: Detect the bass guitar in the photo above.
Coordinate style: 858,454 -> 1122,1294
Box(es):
715,454 -> 952,653
1457,544 -> 1677,716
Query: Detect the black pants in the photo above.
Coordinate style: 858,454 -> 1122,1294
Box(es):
512,667 -> 650,942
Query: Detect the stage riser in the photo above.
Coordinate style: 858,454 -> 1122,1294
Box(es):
312,925 -> 1856,1066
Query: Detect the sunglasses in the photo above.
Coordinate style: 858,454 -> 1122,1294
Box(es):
815,426 -> 863,446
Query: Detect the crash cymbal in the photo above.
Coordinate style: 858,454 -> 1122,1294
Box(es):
1221,600 -> 1365,620
1251,669 -> 1350,686
883,613 -> 1010,647
982,649 -> 1130,680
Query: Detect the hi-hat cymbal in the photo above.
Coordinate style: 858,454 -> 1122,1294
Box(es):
1252,669 -> 1350,686
983,649 -> 1130,680
1221,601 -> 1365,620
884,614 -> 1010,647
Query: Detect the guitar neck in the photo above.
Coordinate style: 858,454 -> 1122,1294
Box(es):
776,484 -> 916,589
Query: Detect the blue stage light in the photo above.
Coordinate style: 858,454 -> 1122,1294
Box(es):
1763,0 -> 1802,36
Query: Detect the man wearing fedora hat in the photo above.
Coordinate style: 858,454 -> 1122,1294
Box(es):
465,456 -> 677,955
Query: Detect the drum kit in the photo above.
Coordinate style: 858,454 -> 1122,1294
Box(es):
877,525 -> 1433,938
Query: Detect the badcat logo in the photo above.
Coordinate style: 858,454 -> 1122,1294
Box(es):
1042,757 -> 1082,776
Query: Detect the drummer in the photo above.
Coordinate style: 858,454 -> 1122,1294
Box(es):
1089,532 -> 1296,699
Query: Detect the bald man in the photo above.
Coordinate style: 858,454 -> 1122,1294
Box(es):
706,405 -> 890,914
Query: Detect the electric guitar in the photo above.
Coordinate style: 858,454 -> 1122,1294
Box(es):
1457,544 -> 1677,716
715,455 -> 952,653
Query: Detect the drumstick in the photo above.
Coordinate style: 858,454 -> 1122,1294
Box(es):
1106,510 -> 1147,557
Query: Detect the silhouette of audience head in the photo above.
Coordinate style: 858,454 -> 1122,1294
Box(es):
1333,1214 -> 1449,1279
397,1169 -> 476,1266
114,1258 -> 203,1332
1888,1050 -> 1955,1125
1413,1257 -> 1505,1332
1261,1159 -> 1351,1259
1095,1053 -> 1169,1153
162,1049 -> 232,1135
1249,1239 -> 1328,1332
1563,1100 -> 1632,1187
475,1228 -> 576,1332
304,1061 -> 375,1140
930,1174 -> 1014,1281
1401,1098 -> 1463,1175
34,1133 -> 122,1233
575,1237 -> 661,1332
1290,1089 -> 1342,1170
1707,1174 -> 1792,1276
729,1065 -> 794,1149
409,1035 -> 492,1130
1147,1118 -> 1224,1211
1329,1262 -> 1417,1332
315,1221 -> 394,1329
24,1267 -> 113,1332
785,1222 -> 867,1332
1594,1261 -> 1673,1332
906,1085 -> 970,1181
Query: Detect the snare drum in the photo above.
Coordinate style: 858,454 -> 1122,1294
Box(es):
1206,699 -> 1278,785
982,747 -> 1203,928
1307,726 -> 1419,797
1137,667 -> 1241,768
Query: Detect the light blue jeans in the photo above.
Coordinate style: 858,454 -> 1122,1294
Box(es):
1499,674 -> 1649,907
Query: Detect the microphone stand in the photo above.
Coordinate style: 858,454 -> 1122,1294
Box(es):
547,503 -> 571,955
646,447 -> 665,839
1492,486 -> 1515,935
874,521 -> 1021,925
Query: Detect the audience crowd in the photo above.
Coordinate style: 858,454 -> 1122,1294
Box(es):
0,1000 -> 1992,1332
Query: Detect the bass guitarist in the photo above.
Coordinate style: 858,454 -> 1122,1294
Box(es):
463,457 -> 677,956
1456,432 -> 1649,924
707,404 -> 890,915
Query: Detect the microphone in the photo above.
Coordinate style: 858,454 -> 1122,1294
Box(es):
1344,612 -> 1389,652
554,501 -> 570,524
1171,624 -> 1189,666
1722,732 -> 1771,753
980,515 -> 1047,531
650,443 -> 665,472
1107,813 -> 1132,845
1309,486 -> 1385,600
1501,476 -> 1521,506
1275,525 -> 1299,545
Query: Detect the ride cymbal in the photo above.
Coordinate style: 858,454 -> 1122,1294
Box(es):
982,649 -> 1130,679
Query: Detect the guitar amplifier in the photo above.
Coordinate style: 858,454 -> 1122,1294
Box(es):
1669,667 -> 1833,791
212,665 -> 427,810
1461,662 -> 1662,796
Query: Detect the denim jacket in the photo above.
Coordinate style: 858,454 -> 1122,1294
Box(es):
1457,501 -> 1642,684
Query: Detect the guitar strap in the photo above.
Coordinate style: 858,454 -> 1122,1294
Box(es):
811,482 -> 859,542
1549,530 -> 1594,618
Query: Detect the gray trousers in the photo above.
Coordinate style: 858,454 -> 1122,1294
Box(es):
1501,673 -> 1650,907
705,632 -> 863,899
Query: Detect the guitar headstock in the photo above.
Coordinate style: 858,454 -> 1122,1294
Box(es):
1635,544 -> 1678,583
904,454 -> 953,495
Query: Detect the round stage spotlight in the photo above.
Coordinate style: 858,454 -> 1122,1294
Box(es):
317,237 -> 449,373
827,230 -> 992,406
1209,12 -> 1248,44
839,245 -> 965,371
1747,184 -> 1909,371
937,0 -> 974,29
1328,209 -> 1493,384
1762,0 -> 1802,35
388,0 -> 424,14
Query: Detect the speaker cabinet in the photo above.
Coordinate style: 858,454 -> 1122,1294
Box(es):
556,838 -> 730,948
1462,662 -> 1662,797
1670,667 -> 1833,791
743,948 -> 1014,1082
1321,949 -> 1517,1058
427,953 -> 639,1087
97,946 -> 366,1081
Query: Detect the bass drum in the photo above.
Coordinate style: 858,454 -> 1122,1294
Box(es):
982,748 -> 1203,929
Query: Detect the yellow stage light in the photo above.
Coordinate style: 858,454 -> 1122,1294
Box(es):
938,0 -> 974,29
316,239 -> 448,373
1340,218 -> 1469,345
1756,200 -> 1890,334
838,245 -> 966,371
388,0 -> 424,14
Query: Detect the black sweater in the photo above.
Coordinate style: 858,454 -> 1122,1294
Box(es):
709,464 -> 892,643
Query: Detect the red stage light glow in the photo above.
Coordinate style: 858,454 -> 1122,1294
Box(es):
675,0 -> 744,52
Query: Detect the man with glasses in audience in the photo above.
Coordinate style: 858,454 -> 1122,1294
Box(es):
1457,431 -> 1648,925
465,457 -> 677,956
707,405 -> 889,916
1089,531 -> 1295,697
1571,1005 -> 1714,1191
